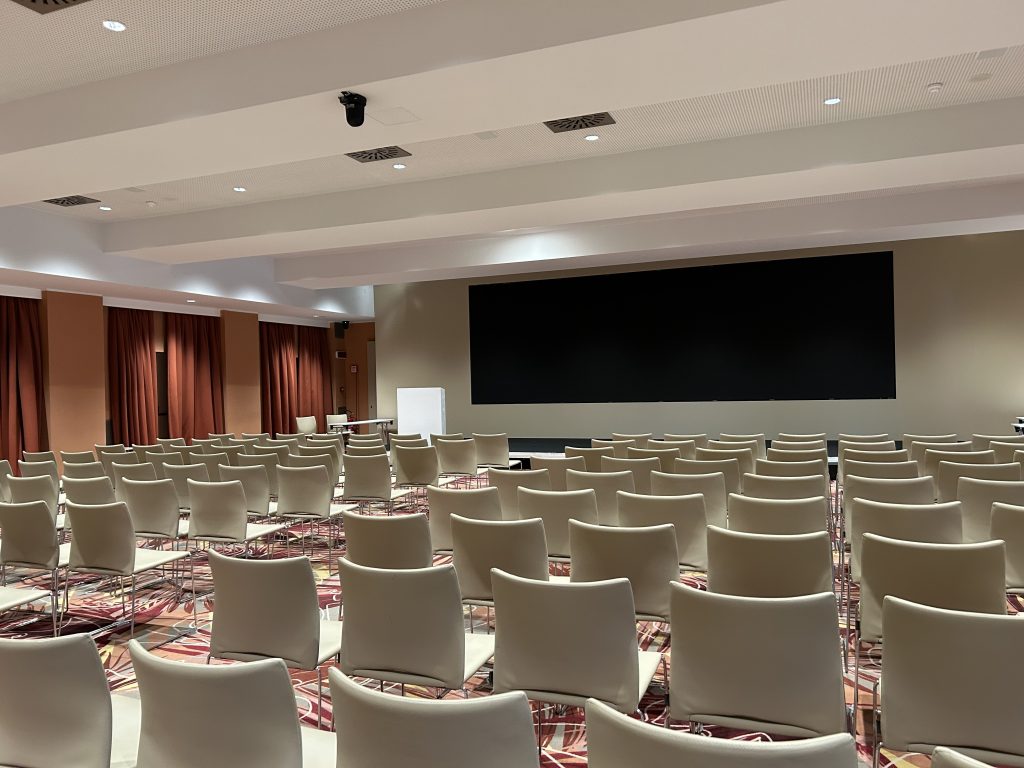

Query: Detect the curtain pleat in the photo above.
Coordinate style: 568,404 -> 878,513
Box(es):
296,326 -> 333,432
107,307 -> 158,446
0,297 -> 49,470
167,313 -> 224,441
259,322 -> 298,435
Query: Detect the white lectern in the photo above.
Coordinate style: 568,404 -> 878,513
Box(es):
396,388 -> 446,444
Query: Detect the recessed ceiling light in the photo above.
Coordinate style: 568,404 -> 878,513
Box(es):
823,97 -> 842,105
98,206 -> 112,211
186,299 -> 197,304
392,163 -> 407,170
233,186 -> 247,193
102,20 -> 127,32
584,134 -> 600,141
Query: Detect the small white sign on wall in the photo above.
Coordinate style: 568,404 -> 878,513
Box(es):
397,387 -> 446,443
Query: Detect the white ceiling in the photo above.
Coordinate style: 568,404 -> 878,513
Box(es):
1,0 -> 1024,316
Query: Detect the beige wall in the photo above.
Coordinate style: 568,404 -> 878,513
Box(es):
220,310 -> 262,435
375,231 -> 1024,439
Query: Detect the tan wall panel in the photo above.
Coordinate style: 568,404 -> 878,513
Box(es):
221,310 -> 261,435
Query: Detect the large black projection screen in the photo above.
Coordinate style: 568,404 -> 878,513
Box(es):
468,253 -> 896,404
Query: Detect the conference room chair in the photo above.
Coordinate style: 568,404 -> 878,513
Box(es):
902,433 -> 957,446
842,475 -> 938,540
777,432 -> 828,442
130,639 -> 335,766
288,452 -> 337,484
342,510 -> 432,569
120,478 -> 189,543
341,453 -> 396,513
346,443 -> 387,457
186,450 -> 229,481
643,439 -> 693,459
18,459 -> 59,489
348,433 -> 384,444
563,445 -> 614,472
708,438 -> 760,458
238,452 -> 281,496
430,432 -> 464,443
241,431 -> 271,445
990,440 -> 1024,463
164,462 -> 210,509
252,444 -> 291,470
706,526 -> 833,598
472,432 -> 516,468
931,749 -> 998,768
674,456 -> 742,496
61,460 -> 106,480
669,585 -> 849,737
330,668 -> 538,768
592,438 -> 635,458
649,470 -> 727,527
719,433 -> 767,458
843,458 -> 919,479
436,437 -> 481,484
742,472 -> 829,501
838,439 -> 896,457
491,569 -> 662,714
94,443 -> 125,459
766,446 -> 828,464
586,698 -> 859,768
162,445 -> 196,468
59,449 -> 97,465
324,414 -> 348,433
611,432 -> 652,449
65,500 -> 190,635
0,460 -> 10,503
110,460 -> 157,503
489,467 -> 550,520
156,437 -> 186,449
100,449 -> 138,480
208,432 -> 236,441
273,433 -> 306,447
451,516 -> 549,614
617,490 -> 709,571
190,437 -> 222,451
875,597 -> 1024,768
301,440 -> 343,474
924,449 -> 996,480
0,635 -> 139,768
529,455 -> 585,490
209,443 -> 246,465
665,432 -> 709,448
971,433 -> 1024,451
392,444 -> 440,496
129,443 -> 161,463
295,415 -> 318,435
958,477 -> 1024,543
991,502 -> 1024,593
390,432 -> 423,442
848,499 -> 963,583
425,485 -> 502,553
276,465 -> 340,559
62,476 -> 115,506
144,449 -> 183,479
600,456 -> 659,495
0,500 -> 66,636
518,487 -> 599,560
564,469 -> 633,526
206,550 -> 341,730
937,460 -> 1021,502
219,464 -> 273,518
909,439 -> 972,470
756,457 -> 829,479
772,439 -> 827,451
728,494 -> 828,536
7,475 -> 59,523
338,558 -> 495,696
390,437 -> 428,449
22,449 -> 56,464
569,520 -> 678,621
187,480 -> 289,556
695,446 -> 754,485
626,446 -> 680,472
842,448 -> 910,466
839,433 -> 889,442
837,441 -> 897,483
223,435 -> 259,452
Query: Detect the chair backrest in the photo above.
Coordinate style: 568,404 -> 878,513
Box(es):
491,569 -> 643,713
843,459 -> 919,480
564,445 -> 615,472
190,437 -> 222,452
766,447 -> 828,464
903,433 -> 956,445
346,443 -> 387,457
101,449 -> 139,479
285,452 -> 336,481
972,434 -> 1024,451
741,473 -> 828,500
599,456 -> 659,495
706,525 -> 832,597
237,453 -> 280,495
271,435 -> 304,448
924,449 -> 995,480
210,444 -> 246,465
430,432 -> 464,444
708,438 -> 760,457
425,485 -> 502,552
157,437 -> 187,449
909,440 -> 972,469
341,454 -> 392,502
130,444 -> 161,463
21,450 -> 56,464
110,461 -> 157,502
849,499 -> 963,582
990,440 -> 1024,463
121,478 -> 181,539
859,533 -> 1006,642
224,436 -> 259,451
94,443 -> 125,458
617,490 -> 709,570
390,432 -> 422,441
592,439 -> 635,458
838,433 -> 889,442
649,470 -> 726,528
325,415 -> 347,430
275,465 -> 331,519
843,474 -> 936,512
7,474 -> 58,515
958,478 -> 1024,543
674,457 -> 741,496
991,502 -> 1024,591
880,596 -> 1024,763
669,585 -> 847,737
488,467 -> 550,520
218,464 -> 271,517
450,516 -> 549,602
295,415 -> 317,435
564,469 -> 634,525
771,439 -> 827,451
930,748 -> 998,768
569,519 -> 679,619
937,461 -> 1021,502
186,451 -> 228,482
164,463 -> 210,508
18,459 -> 58,487
626,447 -> 681,473
0,460 -> 10,503
330,668 -> 537,768
755,458 -> 828,480
777,432 -> 827,442
611,433 -> 652,449
207,549 -> 323,669
585,698 -> 858,768
0,635 -> 113,768
60,449 -> 97,465
665,433 -> 709,448
130,639 -> 304,768
0,500 -> 60,569
472,433 -> 510,467
240,432 -> 271,444
343,511 -> 432,569
339,559 -> 469,690
390,437 -> 428,449
392,445 -> 440,487
529,455 -> 585,491
66,501 -> 137,575
728,494 -> 828,535
719,433 -> 767,458
61,460 -> 106,480
695,447 -> 754,483
144,450 -> 183,479
188,480 -> 248,542
517,487 -> 598,557
62,476 -> 116,506
436,438 -> 478,475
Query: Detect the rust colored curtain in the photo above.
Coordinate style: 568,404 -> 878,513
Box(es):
0,297 -> 48,470
297,326 -> 333,432
259,322 -> 297,435
167,313 -> 225,441
108,307 -> 158,446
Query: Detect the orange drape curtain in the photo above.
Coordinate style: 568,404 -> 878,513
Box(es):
167,313 -> 224,441
107,307 -> 158,446
0,297 -> 48,470
297,326 -> 332,432
259,322 -> 298,435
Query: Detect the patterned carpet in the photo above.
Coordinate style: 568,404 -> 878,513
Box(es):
1,480 -> 1018,766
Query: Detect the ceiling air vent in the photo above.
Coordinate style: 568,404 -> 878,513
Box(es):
543,112 -> 616,133
7,0 -> 94,14
345,146 -> 412,163
43,195 -> 100,207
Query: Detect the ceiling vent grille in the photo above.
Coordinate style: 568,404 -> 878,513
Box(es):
7,0 -> 94,14
345,146 -> 412,163
543,112 -> 616,133
43,195 -> 99,207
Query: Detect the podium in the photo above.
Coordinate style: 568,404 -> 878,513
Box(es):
397,388 -> 447,444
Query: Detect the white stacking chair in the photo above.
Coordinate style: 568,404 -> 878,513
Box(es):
0,500 -> 67,636
675,457 -> 741,496
451,516 -> 550,612
706,525 -> 833,598
719,433 -> 767,458
611,432 -> 652,449
600,456 -> 659,495
958,478 -> 1024,543
649,470 -> 727,528
564,445 -> 614,472
342,511 -> 431,569
489,467 -> 550,520
665,433 -> 709,449
728,494 -> 828,535
592,439 -> 635,458
617,490 -> 709,571
61,461 -> 106,480
565,469 -> 634,526
472,433 -> 516,468
937,461 -> 1021,502
425,485 -> 501,553
517,487 -> 598,559
529,455 -> 585,491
